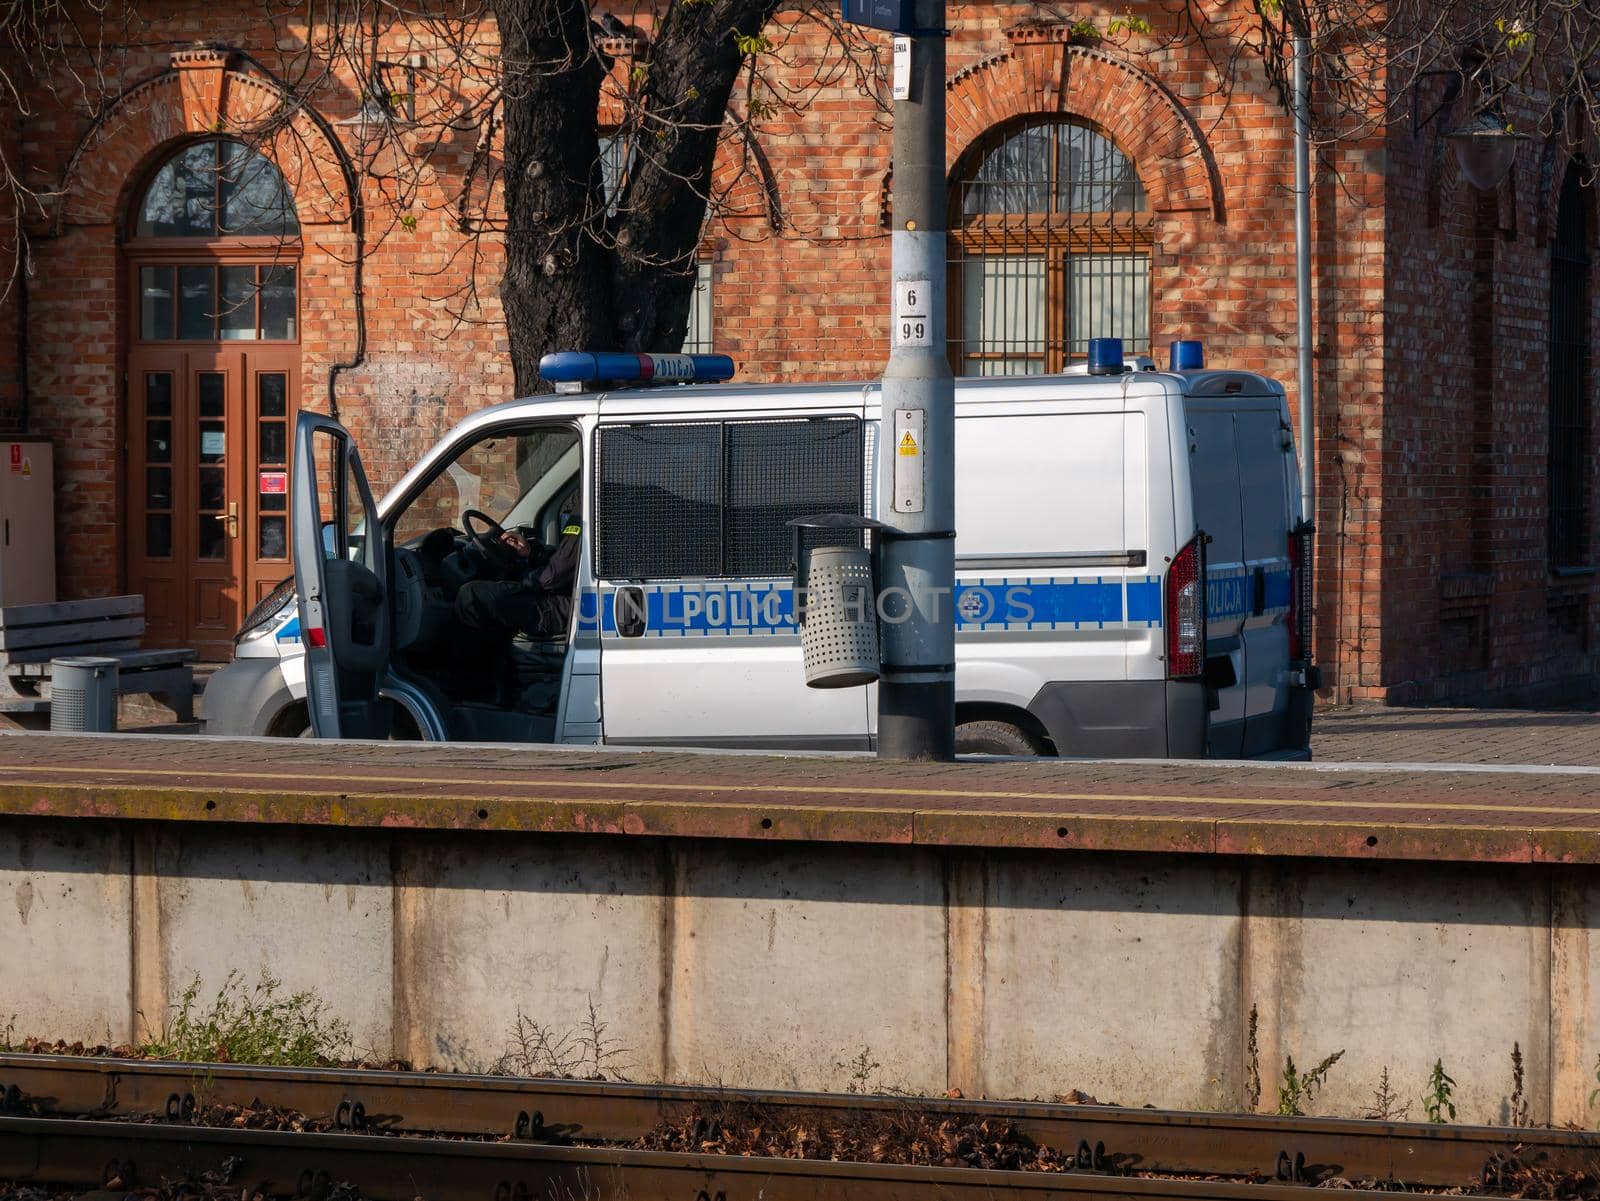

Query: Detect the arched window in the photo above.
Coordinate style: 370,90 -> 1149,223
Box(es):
135,138 -> 299,238
1549,163 -> 1591,568
949,118 -> 1149,375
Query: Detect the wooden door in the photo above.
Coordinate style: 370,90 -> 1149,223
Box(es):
128,347 -> 298,658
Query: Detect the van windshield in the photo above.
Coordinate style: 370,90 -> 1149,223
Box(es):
391,427 -> 581,549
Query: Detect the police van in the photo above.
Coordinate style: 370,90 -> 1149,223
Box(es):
202,342 -> 1315,756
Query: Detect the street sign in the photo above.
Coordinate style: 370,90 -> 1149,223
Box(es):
842,0 -> 915,33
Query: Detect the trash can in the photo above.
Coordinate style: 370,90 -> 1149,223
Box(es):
50,656 -> 119,733
799,545 -> 880,688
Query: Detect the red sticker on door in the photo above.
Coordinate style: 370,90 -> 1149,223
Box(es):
8,444 -> 19,472
259,471 -> 288,494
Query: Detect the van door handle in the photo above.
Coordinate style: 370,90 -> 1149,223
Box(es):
1252,566 -> 1266,616
614,586 -> 647,638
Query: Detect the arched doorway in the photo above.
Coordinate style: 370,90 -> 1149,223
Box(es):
948,116 -> 1150,374
125,138 -> 301,658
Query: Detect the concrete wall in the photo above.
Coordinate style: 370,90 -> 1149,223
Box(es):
2,817 -> 1592,1126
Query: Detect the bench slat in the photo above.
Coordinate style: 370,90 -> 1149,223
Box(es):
0,596 -> 144,627
0,617 -> 146,651
0,638 -> 142,666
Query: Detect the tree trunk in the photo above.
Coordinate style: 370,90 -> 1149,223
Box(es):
609,0 -> 782,352
493,0 -> 614,393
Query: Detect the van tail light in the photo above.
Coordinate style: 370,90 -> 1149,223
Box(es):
1288,522 -> 1314,665
1166,534 -> 1205,679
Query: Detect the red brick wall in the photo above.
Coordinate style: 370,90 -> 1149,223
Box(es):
8,0 -> 1594,704
1381,97 -> 1600,705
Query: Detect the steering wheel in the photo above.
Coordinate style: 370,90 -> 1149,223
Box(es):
461,509 -> 523,575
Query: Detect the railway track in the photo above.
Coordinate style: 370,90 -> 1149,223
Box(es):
0,1053 -> 1591,1199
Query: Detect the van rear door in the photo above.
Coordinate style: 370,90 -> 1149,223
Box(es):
1236,406 -> 1296,754
1185,406 -> 1247,755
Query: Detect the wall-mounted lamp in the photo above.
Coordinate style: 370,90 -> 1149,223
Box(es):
1412,57 -> 1528,191
336,59 -> 422,154
1445,110 -> 1529,190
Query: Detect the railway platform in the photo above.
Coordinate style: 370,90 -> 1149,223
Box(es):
5,731 -> 1600,1128
2,731 -> 1599,864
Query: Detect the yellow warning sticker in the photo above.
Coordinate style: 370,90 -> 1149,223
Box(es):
897,431 -> 919,456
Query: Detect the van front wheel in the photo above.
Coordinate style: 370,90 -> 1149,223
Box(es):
955,720 -> 1045,757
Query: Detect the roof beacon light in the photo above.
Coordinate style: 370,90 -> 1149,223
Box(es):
1170,340 -> 1205,371
538,351 -> 736,388
1087,337 -> 1124,376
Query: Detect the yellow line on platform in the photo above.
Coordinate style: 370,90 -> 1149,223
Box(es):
0,761 -> 1595,821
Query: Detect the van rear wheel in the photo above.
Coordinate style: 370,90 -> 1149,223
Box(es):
955,720 -> 1045,757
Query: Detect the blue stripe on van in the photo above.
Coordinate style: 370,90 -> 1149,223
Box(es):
584,577 -> 1164,637
1205,564 -> 1292,623
1127,580 -> 1162,625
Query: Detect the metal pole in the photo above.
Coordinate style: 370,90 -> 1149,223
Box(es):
1293,33 -> 1315,524
877,0 -> 954,760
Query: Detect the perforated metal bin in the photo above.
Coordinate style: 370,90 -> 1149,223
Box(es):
50,656 -> 119,732
799,545 -> 880,688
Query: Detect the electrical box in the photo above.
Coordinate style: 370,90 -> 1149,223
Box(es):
0,441 -> 56,606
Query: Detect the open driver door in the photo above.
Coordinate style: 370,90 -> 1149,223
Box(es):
290,411 -> 392,738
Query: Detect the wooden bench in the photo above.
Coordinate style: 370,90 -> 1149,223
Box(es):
0,596 -> 197,722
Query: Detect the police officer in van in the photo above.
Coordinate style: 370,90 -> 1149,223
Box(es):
451,514 -> 581,703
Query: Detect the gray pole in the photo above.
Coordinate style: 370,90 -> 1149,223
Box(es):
876,0 -> 954,760
1293,33 -> 1315,524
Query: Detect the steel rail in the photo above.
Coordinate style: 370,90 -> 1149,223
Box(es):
0,1115 -> 1454,1201
0,1053 -> 1586,1187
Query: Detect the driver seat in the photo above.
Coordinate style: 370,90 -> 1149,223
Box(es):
507,634 -> 566,714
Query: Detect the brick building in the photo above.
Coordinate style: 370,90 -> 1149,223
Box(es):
0,1 -> 1595,702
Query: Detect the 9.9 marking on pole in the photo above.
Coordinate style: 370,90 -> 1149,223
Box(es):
894,279 -> 932,348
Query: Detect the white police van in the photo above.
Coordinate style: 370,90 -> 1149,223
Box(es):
202,342 -> 1315,756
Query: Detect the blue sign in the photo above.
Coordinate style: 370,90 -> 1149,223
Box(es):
842,0 -> 916,33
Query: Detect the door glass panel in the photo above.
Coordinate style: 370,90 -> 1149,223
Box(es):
146,420 -> 172,463
260,266 -> 297,340
219,266 -> 258,340
260,515 -> 288,559
198,373 -> 225,418
178,266 -> 216,340
199,420 -> 225,463
199,466 -> 225,509
146,467 -> 172,508
139,267 -> 174,340
199,511 -> 226,559
259,372 -> 287,417
259,421 -> 286,465
146,513 -> 172,558
145,372 -> 172,417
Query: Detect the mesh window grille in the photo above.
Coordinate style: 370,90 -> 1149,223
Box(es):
725,420 -> 863,576
1548,164 -> 1591,569
596,423 -> 723,578
950,117 -> 1150,375
597,418 -> 863,579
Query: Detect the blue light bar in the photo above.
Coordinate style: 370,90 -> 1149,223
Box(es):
1087,337 -> 1124,376
538,351 -> 736,386
1170,340 -> 1205,371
